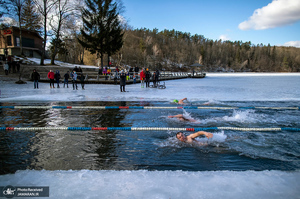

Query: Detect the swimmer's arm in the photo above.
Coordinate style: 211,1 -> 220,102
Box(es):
168,114 -> 183,118
188,131 -> 213,139
178,98 -> 187,104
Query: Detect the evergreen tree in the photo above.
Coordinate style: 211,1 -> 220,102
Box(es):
21,0 -> 42,32
78,0 -> 123,67
105,2 -> 123,66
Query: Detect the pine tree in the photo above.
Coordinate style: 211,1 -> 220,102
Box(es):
21,0 -> 42,32
105,2 -> 123,66
78,0 -> 123,67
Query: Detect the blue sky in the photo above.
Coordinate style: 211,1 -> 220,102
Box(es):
122,0 -> 300,47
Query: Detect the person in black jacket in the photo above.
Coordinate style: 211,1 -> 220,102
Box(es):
54,70 -> 61,88
134,65 -> 139,76
119,70 -> 126,92
64,71 -> 70,88
145,68 -> 151,88
80,73 -> 85,90
31,69 -> 40,89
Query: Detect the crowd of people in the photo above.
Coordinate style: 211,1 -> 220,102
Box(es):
30,65 -> 161,92
97,65 -> 161,92
31,66 -> 85,90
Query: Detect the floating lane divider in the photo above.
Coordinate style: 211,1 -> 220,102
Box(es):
1,127 -> 300,132
0,106 -> 299,110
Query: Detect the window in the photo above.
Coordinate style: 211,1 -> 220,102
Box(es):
7,36 -> 12,46
16,37 -> 20,46
23,37 -> 34,48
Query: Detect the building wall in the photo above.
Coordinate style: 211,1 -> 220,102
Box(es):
0,27 -> 43,58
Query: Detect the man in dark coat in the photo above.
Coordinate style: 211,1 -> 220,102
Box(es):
145,68 -> 151,88
119,70 -> 126,92
31,69 -> 40,89
54,70 -> 61,88
64,71 -> 70,88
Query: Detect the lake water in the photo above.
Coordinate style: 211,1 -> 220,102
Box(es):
0,73 -> 300,199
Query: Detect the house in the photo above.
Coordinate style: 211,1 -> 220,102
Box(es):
0,26 -> 43,59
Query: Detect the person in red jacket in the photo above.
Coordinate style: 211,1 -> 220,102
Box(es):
139,68 -> 146,88
47,70 -> 55,88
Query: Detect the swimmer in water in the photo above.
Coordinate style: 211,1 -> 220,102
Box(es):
173,98 -> 188,105
168,114 -> 198,123
173,98 -> 210,106
176,131 -> 213,144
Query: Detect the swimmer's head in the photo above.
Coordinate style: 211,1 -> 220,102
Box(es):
173,99 -> 178,103
176,132 -> 186,142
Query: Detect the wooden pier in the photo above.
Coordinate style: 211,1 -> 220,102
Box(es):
26,69 -> 206,84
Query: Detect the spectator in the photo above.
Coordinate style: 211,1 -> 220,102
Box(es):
3,62 -> 9,75
47,70 -> 55,88
16,61 -> 20,72
119,70 -> 126,92
140,68 -> 146,88
152,72 -> 156,87
145,68 -> 151,88
64,71 -> 70,88
98,66 -> 103,75
103,66 -> 108,80
31,69 -> 40,89
80,73 -> 85,90
155,69 -> 160,84
72,66 -> 79,72
54,70 -> 61,88
71,71 -> 78,90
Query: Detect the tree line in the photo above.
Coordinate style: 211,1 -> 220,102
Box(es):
2,0 -> 300,72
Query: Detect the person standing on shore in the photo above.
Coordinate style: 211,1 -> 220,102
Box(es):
80,73 -> 85,90
54,70 -> 61,88
134,65 -> 139,76
3,61 -> 9,75
152,72 -> 156,87
71,71 -> 78,90
47,70 -> 55,88
64,71 -> 70,88
103,66 -> 107,80
120,70 -> 126,92
155,69 -> 160,85
31,69 -> 40,89
140,68 -> 146,88
145,68 -> 151,88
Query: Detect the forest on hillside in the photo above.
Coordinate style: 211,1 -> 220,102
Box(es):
60,28 -> 300,72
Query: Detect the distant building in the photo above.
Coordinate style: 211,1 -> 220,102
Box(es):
0,26 -> 43,59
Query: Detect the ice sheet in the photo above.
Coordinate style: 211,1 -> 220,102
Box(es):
0,170 -> 299,199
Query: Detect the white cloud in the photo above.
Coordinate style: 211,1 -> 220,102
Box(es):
238,0 -> 300,30
219,35 -> 230,41
1,17 -> 18,26
281,41 -> 300,48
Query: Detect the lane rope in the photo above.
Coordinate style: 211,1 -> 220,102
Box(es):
0,106 -> 299,110
1,127 -> 299,132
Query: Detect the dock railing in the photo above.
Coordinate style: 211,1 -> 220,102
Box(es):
29,70 -> 205,83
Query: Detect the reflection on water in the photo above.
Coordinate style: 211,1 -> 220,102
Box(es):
0,101 -> 300,174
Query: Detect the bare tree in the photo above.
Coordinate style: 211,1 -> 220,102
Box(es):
8,0 -> 26,55
49,0 -> 78,65
33,0 -> 57,65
